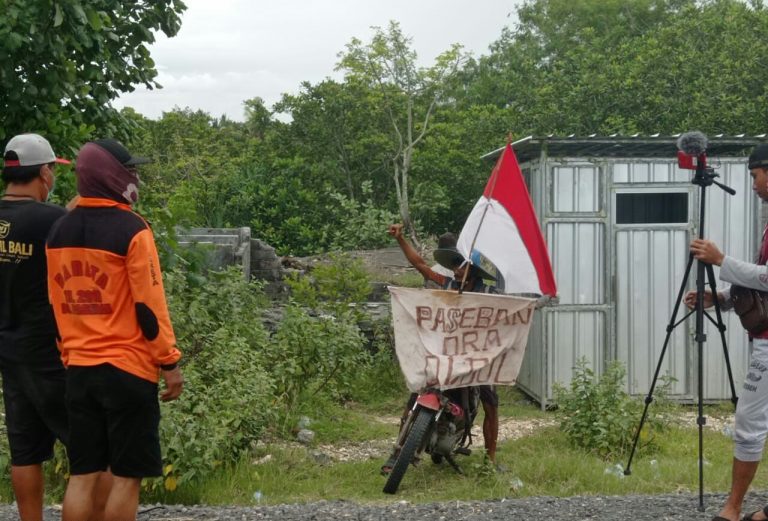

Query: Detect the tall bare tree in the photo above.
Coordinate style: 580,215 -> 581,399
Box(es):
337,21 -> 466,247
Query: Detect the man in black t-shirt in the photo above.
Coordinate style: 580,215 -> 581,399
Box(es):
0,134 -> 74,521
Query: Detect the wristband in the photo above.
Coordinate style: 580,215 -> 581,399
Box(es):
160,362 -> 178,371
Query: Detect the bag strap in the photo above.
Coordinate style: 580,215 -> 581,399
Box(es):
759,223 -> 768,265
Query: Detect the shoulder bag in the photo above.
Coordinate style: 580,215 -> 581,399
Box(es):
730,285 -> 768,336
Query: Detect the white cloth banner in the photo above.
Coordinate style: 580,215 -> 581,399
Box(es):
389,287 -> 537,392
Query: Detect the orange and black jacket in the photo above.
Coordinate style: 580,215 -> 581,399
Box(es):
46,197 -> 180,383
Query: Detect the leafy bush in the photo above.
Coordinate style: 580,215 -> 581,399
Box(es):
156,268 -> 275,490
287,252 -> 371,315
279,253 -> 380,409
265,304 -> 368,409
553,358 -> 672,459
328,181 -> 399,251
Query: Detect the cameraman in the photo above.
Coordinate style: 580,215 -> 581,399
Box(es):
685,144 -> 768,521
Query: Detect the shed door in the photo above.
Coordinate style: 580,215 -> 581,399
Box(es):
614,189 -> 691,396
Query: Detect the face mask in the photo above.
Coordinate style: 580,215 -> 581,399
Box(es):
122,182 -> 139,204
46,176 -> 55,201
41,167 -> 55,201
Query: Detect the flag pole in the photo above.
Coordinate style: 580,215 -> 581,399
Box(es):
458,135 -> 513,293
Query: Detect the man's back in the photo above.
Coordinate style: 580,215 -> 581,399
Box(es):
0,199 -> 65,365
46,198 -> 178,383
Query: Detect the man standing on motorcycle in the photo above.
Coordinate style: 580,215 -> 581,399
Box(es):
382,223 -> 500,474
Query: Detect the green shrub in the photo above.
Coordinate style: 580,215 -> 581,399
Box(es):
287,252 -> 371,315
553,358 -> 672,459
156,267 -> 275,490
265,304 -> 369,411
328,181 -> 399,251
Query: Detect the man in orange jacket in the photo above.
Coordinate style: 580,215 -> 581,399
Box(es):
47,139 -> 183,521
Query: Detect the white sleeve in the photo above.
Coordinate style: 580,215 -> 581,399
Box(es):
719,256 -> 768,292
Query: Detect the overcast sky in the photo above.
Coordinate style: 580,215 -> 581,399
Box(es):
114,0 -> 522,121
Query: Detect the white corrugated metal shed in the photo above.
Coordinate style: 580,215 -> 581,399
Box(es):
494,135 -> 767,406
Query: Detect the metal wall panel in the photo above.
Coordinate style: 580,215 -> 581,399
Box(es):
613,162 -> 689,184
700,161 -> 756,399
521,156 -> 757,405
547,222 -> 605,304
615,228 -> 690,396
517,311 -> 546,403
552,165 -> 601,213
546,310 -> 606,397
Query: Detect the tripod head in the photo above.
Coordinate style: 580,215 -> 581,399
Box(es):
691,164 -> 736,195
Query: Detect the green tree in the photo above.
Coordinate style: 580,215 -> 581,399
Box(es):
460,0 -> 768,136
243,96 -> 274,139
0,0 -> 187,152
274,80 -> 391,202
337,21 -> 467,246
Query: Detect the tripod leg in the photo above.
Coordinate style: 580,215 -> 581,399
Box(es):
625,252 -> 696,476
694,258 -> 709,512
705,262 -> 739,405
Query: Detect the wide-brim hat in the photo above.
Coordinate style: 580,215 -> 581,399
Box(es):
433,247 -> 496,280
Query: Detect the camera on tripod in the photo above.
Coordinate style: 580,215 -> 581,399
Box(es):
676,130 -> 708,171
677,150 -> 706,171
626,129 -> 738,511
676,131 -> 736,193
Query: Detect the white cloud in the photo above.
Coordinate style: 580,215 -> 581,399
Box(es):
115,0 -> 521,121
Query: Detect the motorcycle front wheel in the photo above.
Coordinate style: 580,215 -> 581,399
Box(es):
383,407 -> 435,494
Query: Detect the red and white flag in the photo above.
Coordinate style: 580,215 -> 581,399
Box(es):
457,143 -> 557,296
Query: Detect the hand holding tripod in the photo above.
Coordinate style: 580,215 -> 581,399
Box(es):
624,159 -> 738,512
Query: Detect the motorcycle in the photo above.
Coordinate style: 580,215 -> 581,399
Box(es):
382,386 -> 479,494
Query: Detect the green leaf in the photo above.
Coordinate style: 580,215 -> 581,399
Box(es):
72,4 -> 88,24
86,9 -> 103,31
54,4 -> 64,27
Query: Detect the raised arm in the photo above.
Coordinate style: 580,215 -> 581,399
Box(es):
388,224 -> 446,286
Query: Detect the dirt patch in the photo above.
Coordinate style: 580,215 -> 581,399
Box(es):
262,412 -> 734,465
679,411 -> 734,434
264,416 -> 557,463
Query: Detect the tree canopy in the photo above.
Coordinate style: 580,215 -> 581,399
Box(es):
7,0 -> 768,255
0,0 -> 187,153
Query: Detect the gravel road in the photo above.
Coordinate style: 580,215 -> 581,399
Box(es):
6,492 -> 768,521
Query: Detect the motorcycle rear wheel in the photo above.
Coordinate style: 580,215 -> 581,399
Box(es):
383,407 -> 435,494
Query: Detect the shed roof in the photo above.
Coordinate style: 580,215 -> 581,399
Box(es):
482,134 -> 768,163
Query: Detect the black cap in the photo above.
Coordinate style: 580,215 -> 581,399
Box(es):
749,144 -> 768,170
93,139 -> 151,166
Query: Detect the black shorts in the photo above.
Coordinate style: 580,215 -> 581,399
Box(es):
478,385 -> 499,407
0,363 -> 68,466
66,363 -> 162,478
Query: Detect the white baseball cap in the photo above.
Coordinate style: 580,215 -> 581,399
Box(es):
3,133 -> 71,167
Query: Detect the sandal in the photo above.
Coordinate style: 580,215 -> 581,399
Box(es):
380,454 -> 397,476
743,506 -> 768,521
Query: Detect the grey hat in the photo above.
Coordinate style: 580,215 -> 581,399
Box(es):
3,134 -> 70,167
749,144 -> 768,170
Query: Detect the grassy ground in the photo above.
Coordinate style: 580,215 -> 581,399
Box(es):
139,389 -> 761,505
0,388 -> 756,506
157,425 -> 747,505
